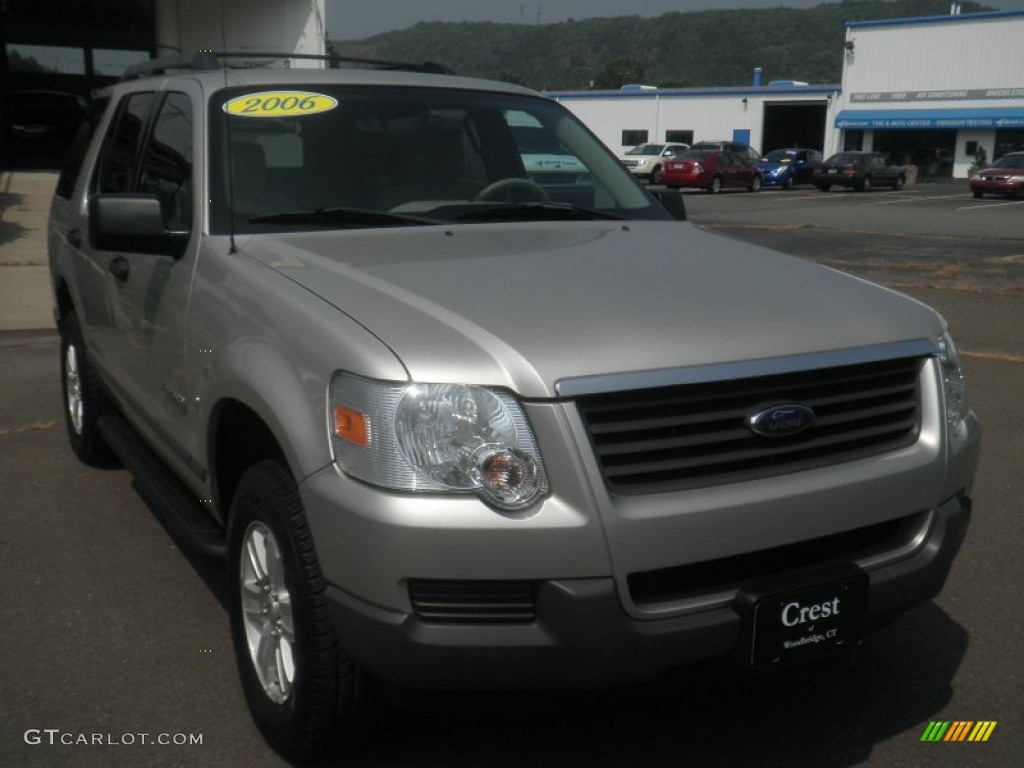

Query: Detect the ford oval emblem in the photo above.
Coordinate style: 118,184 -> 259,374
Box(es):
747,403 -> 816,437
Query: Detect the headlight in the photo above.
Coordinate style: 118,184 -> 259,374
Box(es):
328,374 -> 548,510
935,331 -> 968,435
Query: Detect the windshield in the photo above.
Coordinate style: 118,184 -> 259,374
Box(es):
763,150 -> 798,162
993,153 -> 1024,169
209,85 -> 663,233
625,144 -> 666,156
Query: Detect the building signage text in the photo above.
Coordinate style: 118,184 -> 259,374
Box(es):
851,88 -> 1024,103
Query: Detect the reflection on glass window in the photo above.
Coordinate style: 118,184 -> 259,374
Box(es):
93,49 -> 151,78
6,44 -> 86,75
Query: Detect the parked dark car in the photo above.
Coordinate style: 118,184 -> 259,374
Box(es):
691,140 -> 761,163
813,151 -> 906,192
969,151 -> 1024,198
8,90 -> 88,169
662,149 -> 763,193
757,148 -> 823,189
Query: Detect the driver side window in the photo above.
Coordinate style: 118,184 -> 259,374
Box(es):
139,92 -> 194,232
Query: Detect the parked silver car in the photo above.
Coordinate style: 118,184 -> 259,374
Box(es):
48,52 -> 980,763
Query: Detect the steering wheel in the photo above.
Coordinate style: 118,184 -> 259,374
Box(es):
475,177 -> 551,203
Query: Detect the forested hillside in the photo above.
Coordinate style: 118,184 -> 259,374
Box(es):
331,0 -> 991,90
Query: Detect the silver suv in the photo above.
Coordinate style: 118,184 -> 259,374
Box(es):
48,53 -> 980,763
620,142 -> 690,184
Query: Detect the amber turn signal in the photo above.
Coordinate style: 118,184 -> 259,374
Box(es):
334,404 -> 368,447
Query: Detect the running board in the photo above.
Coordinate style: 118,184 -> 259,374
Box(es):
98,411 -> 227,559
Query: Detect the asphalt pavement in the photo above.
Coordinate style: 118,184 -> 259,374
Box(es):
1,178 -> 1022,767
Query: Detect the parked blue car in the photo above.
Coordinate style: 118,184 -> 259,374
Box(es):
758,148 -> 823,189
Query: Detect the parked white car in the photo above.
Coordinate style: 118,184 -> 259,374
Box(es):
620,142 -> 690,184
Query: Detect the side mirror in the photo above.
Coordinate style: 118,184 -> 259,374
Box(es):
90,194 -> 189,258
650,188 -> 687,221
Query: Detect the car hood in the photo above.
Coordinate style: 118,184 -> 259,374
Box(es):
243,221 -> 942,398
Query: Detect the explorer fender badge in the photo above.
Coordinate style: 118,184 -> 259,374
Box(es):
746,403 -> 816,437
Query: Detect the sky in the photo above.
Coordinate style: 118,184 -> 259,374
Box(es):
326,0 -> 1024,39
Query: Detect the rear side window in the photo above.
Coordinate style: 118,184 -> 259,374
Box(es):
95,91 -> 154,194
55,97 -> 110,200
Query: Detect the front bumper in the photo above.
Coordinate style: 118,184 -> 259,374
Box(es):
325,492 -> 972,690
814,173 -> 861,188
970,179 -> 1024,194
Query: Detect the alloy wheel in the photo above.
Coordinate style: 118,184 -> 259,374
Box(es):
239,521 -> 296,704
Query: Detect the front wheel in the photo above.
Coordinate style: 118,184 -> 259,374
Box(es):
782,176 -> 794,190
650,166 -> 663,185
748,175 -> 762,193
58,311 -> 114,465
818,184 -> 831,192
973,190 -> 983,199
708,176 -> 723,194
227,460 -> 368,763
892,175 -> 905,190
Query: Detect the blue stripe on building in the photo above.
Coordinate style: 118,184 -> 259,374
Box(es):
835,108 -> 1024,130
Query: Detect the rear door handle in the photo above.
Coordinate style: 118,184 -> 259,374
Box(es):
67,228 -> 82,248
108,256 -> 130,282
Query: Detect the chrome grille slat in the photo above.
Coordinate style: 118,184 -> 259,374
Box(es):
577,356 -> 923,493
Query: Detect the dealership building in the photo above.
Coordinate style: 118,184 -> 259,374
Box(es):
1,3 -> 1022,176
552,8 -> 1024,179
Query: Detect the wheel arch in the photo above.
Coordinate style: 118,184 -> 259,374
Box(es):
55,278 -> 74,321
209,398 -> 290,525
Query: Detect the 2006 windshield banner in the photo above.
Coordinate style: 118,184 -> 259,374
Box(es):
920,721 -> 997,743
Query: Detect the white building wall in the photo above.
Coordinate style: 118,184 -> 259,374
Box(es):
555,90 -> 836,155
155,0 -> 326,66
843,14 -> 1024,94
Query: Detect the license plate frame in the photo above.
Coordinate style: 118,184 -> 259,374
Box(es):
737,566 -> 868,672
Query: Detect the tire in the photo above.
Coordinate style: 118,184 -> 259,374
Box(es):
227,459 -> 369,763
973,190 -> 983,199
748,175 -> 762,193
783,176 -> 794,190
709,176 -> 723,194
892,175 -> 905,190
650,166 -> 663,185
818,184 -> 831,192
58,311 -> 114,465
857,175 -> 872,193
666,184 -> 680,190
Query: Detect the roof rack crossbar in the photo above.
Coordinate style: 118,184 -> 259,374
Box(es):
119,50 -> 452,81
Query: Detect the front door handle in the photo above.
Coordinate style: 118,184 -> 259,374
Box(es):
67,228 -> 82,248
108,256 -> 130,282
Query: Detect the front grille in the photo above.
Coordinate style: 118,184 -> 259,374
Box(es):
629,513 -> 919,606
408,579 -> 538,623
622,159 -> 639,168
576,356 -> 922,494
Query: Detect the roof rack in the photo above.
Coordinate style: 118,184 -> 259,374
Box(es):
120,50 -> 453,81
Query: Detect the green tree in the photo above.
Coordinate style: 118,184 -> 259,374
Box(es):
593,56 -> 646,89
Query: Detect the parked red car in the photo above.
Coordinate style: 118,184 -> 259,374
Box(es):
969,151 -> 1024,198
661,149 -> 763,193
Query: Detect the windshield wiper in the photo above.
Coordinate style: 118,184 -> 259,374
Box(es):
451,203 -> 622,222
248,207 -> 438,227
